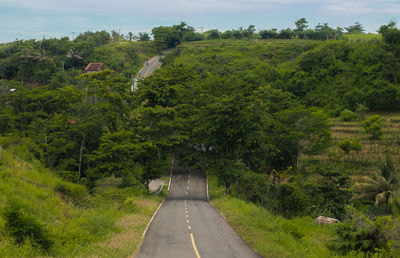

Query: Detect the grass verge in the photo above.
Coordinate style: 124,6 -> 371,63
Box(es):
208,176 -> 336,258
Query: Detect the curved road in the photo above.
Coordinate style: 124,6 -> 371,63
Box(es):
139,56 -> 162,78
137,163 -> 260,258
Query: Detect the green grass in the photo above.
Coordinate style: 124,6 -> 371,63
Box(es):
175,39 -> 320,68
0,146 -> 164,257
208,176 -> 337,258
343,33 -> 382,41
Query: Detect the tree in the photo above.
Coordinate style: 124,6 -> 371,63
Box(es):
362,115 -> 384,139
344,22 -> 365,34
295,18 -> 308,32
259,29 -> 278,39
206,30 -> 221,40
378,20 -> 400,45
138,32 -> 150,41
152,26 -> 181,49
278,108 -> 331,172
353,155 -> 400,207
243,25 -> 256,39
378,20 -> 397,35
338,138 -> 362,154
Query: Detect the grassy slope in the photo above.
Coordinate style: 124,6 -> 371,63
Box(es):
175,39 -> 320,68
0,146 -> 164,257
208,176 -> 337,258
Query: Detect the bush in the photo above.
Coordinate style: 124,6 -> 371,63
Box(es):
121,197 -> 138,212
328,207 -> 391,255
305,163 -> 352,220
339,109 -> 357,122
55,182 -> 88,205
338,138 -> 362,154
362,115 -> 384,139
276,183 -> 307,218
3,199 -> 53,251
233,169 -> 273,207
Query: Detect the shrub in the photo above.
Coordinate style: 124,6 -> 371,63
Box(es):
305,163 -> 352,220
276,183 -> 307,218
339,109 -> 357,122
328,207 -> 392,255
121,197 -> 138,212
338,138 -> 362,154
362,115 -> 384,139
233,169 -> 273,207
3,199 -> 53,251
55,182 -> 88,205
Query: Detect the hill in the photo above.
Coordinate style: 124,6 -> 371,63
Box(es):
0,140 -> 164,256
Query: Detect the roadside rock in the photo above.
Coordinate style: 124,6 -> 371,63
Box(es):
315,216 -> 339,224
149,179 -> 165,192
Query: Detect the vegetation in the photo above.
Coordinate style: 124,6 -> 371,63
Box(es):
1,19 -> 400,256
0,145 -> 165,256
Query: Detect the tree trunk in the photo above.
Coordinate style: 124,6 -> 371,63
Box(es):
78,134 -> 85,182
225,177 -> 231,195
146,178 -> 150,193
170,152 -> 175,174
157,147 -> 161,165
296,148 -> 302,173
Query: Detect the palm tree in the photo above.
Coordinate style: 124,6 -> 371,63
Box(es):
353,155 -> 399,206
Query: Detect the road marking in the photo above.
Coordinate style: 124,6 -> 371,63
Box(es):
186,214 -> 189,218
186,192 -> 188,196
190,233 -> 201,258
141,199 -> 164,240
187,219 -> 190,224
188,225 -> 191,230
187,186 -> 189,190
188,179 -> 190,184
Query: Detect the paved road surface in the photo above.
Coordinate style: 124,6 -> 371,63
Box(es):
139,56 -> 162,78
137,163 -> 260,258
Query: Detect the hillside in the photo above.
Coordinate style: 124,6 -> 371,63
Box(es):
0,140 -> 164,256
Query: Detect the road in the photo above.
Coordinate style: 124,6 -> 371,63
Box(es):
139,56 -> 162,78
137,163 -> 260,258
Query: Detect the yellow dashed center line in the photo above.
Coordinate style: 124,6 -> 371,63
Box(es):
184,168 -> 201,257
190,233 -> 201,258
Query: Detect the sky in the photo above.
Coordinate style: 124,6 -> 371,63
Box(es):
0,0 -> 399,42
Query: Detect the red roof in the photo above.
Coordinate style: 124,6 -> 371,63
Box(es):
85,62 -> 103,72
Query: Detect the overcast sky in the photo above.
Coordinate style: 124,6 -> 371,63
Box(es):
0,0 -> 399,42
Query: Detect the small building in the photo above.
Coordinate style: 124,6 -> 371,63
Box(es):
84,62 -> 103,73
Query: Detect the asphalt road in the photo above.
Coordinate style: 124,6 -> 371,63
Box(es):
139,56 -> 162,78
137,163 -> 260,258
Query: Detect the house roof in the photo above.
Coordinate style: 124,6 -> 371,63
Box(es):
85,62 -> 103,72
